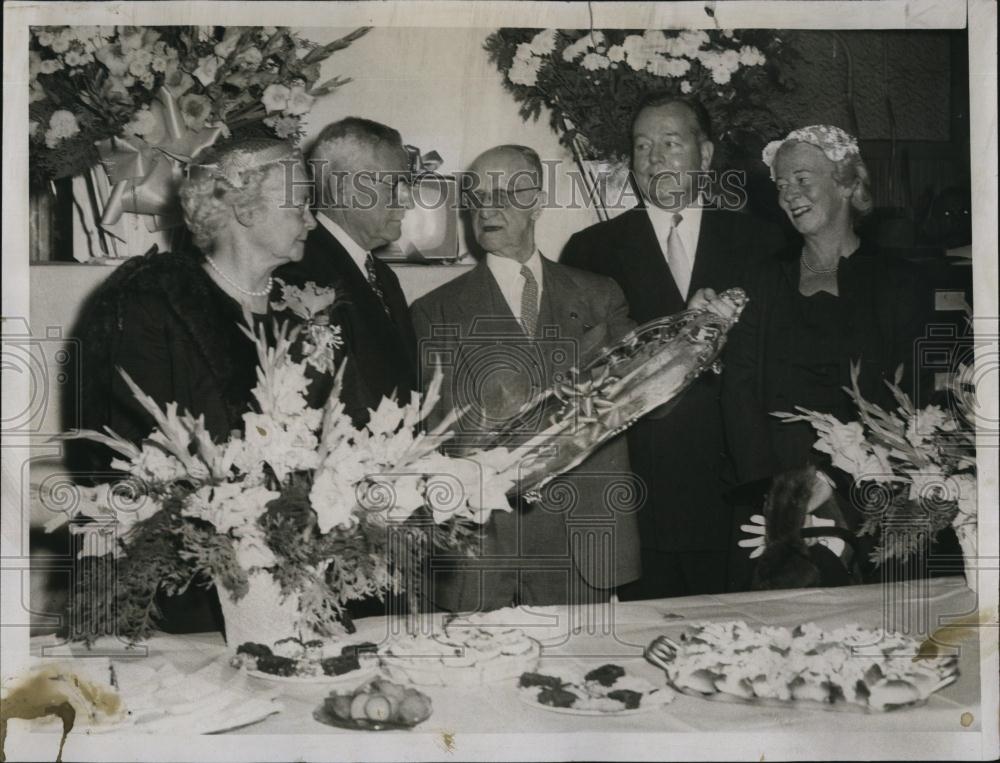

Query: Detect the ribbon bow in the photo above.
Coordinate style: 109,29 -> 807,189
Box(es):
96,86 -> 224,229
551,364 -> 619,426
404,144 -> 443,176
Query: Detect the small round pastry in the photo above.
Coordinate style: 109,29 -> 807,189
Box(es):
350,692 -> 370,720
365,695 -> 392,722
273,637 -> 305,660
868,679 -> 921,710
398,693 -> 433,724
326,694 -> 353,720
677,668 -> 719,695
790,681 -> 830,703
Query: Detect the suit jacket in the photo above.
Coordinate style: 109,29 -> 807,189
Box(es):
561,207 -> 784,552
410,257 -> 641,610
275,223 -> 417,427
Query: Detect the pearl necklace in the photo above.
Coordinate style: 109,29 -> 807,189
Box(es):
800,253 -> 840,275
205,256 -> 273,297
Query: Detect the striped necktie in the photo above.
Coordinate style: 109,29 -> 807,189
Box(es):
665,212 -> 691,300
364,253 -> 392,318
520,264 -> 539,337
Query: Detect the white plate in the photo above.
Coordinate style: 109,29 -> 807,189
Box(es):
245,661 -> 380,686
54,693 -> 283,735
517,686 -> 674,716
381,639 -> 541,687
670,672 -> 959,714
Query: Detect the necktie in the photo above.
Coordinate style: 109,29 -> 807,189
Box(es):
520,264 -> 539,337
665,213 -> 691,300
364,253 -> 392,318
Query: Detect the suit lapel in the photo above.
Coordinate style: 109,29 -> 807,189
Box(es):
452,262 -> 523,340
690,209 -> 730,295
300,225 -> 417,401
371,256 -> 413,336
620,208 -> 685,319
538,258 -> 585,342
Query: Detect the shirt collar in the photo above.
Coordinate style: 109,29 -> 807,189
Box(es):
317,213 -> 369,273
486,249 -> 544,288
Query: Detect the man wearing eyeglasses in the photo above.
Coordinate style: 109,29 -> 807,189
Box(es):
410,144 -> 641,611
276,116 -> 417,429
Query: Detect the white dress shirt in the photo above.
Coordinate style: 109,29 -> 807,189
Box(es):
317,214 -> 368,274
645,203 -> 703,298
486,250 -> 544,322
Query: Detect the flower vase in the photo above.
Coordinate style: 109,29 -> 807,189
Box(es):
216,572 -> 319,650
955,522 -> 978,596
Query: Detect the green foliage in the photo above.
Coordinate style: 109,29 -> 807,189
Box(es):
68,505 -> 194,643
176,521 -> 248,600
859,492 -> 959,566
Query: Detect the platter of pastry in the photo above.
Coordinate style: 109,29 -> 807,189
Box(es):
517,664 -> 675,716
231,638 -> 380,685
381,611 -> 541,687
645,621 -> 959,713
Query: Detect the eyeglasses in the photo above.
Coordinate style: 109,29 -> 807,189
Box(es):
461,185 -> 542,211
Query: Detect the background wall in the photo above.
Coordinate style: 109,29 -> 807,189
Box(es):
295,26 -> 968,255
35,27 -> 970,263
297,26 -> 598,261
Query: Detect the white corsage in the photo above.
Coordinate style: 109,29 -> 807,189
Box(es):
271,279 -> 343,373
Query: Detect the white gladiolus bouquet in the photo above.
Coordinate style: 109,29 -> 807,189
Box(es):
49,283 -> 520,642
775,362 -> 977,567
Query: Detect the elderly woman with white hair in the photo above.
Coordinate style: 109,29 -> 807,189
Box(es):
75,137 -> 315,454
721,126 -> 938,588
70,138 -> 315,631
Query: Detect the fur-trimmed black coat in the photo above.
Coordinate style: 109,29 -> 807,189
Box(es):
68,250 -> 263,474
66,249 -> 270,634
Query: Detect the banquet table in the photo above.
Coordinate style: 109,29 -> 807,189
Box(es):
26,578 -> 982,736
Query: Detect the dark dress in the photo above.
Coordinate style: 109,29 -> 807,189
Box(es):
722,240 -> 959,583
722,240 -> 932,483
69,250 -> 271,634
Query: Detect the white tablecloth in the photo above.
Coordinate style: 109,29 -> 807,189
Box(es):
29,578 -> 982,736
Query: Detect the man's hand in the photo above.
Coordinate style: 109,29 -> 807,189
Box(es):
687,288 -> 739,320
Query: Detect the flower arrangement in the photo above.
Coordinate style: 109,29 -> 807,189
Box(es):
774,362 -> 977,567
46,284 -> 752,643
484,28 -> 795,164
48,282 -> 519,642
28,25 -> 369,186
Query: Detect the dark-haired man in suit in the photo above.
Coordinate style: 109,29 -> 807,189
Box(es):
276,117 -> 417,427
561,94 -> 784,598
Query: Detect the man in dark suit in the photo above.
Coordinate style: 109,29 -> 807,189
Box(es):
561,93 -> 784,598
276,117 -> 417,427
411,145 -> 641,611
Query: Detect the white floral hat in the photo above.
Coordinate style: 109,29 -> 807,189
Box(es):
761,125 -> 861,180
186,139 -> 299,188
